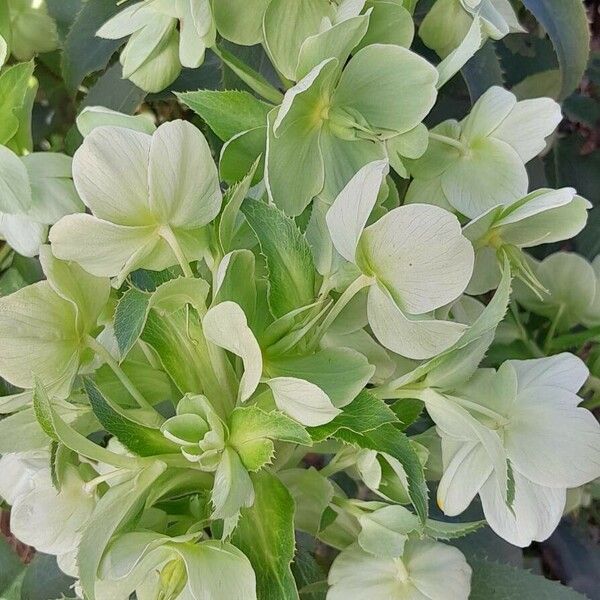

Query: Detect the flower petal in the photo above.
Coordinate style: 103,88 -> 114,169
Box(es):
202,301 -> 262,403
72,126 -> 153,225
148,120 -> 221,228
360,205 -> 474,314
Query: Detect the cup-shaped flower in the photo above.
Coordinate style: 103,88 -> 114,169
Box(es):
97,0 -> 215,92
327,539 -> 471,600
0,247 -> 110,398
513,252 -> 599,332
326,161 -> 474,359
4,0 -> 59,61
266,44 -> 438,215
406,86 -> 562,218
98,531 -> 257,600
0,146 -> 84,256
0,454 -> 97,557
433,354 -> 600,547
463,188 -> 591,294
420,0 -> 522,57
50,120 -> 222,285
202,301 -> 341,426
161,394 -> 226,469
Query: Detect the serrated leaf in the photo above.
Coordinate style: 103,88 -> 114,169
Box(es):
62,0 -> 132,92
390,398 -> 424,430
232,470 -> 300,600
77,461 -> 166,600
114,277 -> 210,359
424,519 -> 486,540
20,553 -> 77,600
229,406 -> 311,470
242,200 -> 316,319
82,62 -> 146,113
84,379 -> 178,457
33,380 -> 139,469
307,390 -> 398,443
178,90 -> 272,141
521,0 -> 590,101
335,422 -> 428,523
470,559 -> 587,599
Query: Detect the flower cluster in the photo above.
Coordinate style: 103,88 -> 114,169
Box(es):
0,2 -> 599,600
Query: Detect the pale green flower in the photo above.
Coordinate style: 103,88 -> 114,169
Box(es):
0,247 -> 110,398
431,354 -> 600,547
98,531 -> 257,600
97,0 -> 215,92
213,0 -> 270,46
420,0 -> 523,58
0,453 -> 97,556
266,44 -> 438,215
326,161 -> 474,359
5,0 -> 59,61
513,252 -> 600,332
0,146 -> 84,256
406,86 -> 562,218
327,539 -> 471,600
50,120 -> 222,285
463,187 -> 591,294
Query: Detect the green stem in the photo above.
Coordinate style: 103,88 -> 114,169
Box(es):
549,325 -> 600,352
86,335 -> 155,412
429,132 -> 466,152
543,304 -> 565,354
309,275 -> 373,350
509,301 -> 544,358
159,225 -> 194,278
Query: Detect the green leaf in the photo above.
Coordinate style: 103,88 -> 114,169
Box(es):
307,390 -> 398,443
461,40 -> 504,103
292,544 -> 327,600
178,90 -> 272,141
20,553 -> 77,600
336,422 -> 429,523
33,380 -> 140,469
114,277 -> 210,359
81,62 -> 146,113
213,45 -> 284,105
521,0 -> 590,101
424,519 -> 486,540
266,348 -> 375,408
213,250 -> 257,322
77,461 -> 167,600
242,200 -> 316,319
84,379 -> 179,457
113,288 -> 151,359
0,535 -> 26,600
232,470 -> 300,600
0,60 -> 36,152
469,559 -> 587,599
390,398 -> 424,430
229,406 -> 311,470
62,0 -> 132,92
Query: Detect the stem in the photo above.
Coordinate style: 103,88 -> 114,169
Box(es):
159,225 -> 194,278
429,132 -> 466,152
543,304 -> 565,354
310,275 -> 373,349
86,335 -> 155,412
509,301 -> 544,358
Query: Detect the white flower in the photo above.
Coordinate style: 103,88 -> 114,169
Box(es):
0,456 -> 97,556
0,147 -> 83,257
326,160 -> 474,359
327,539 -> 471,600
431,354 -> 600,547
49,120 -> 222,285
406,86 -> 562,218
463,188 -> 591,294
97,0 -> 215,92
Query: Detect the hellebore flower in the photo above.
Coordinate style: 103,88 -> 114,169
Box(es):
326,160 -> 474,359
50,120 -> 222,285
